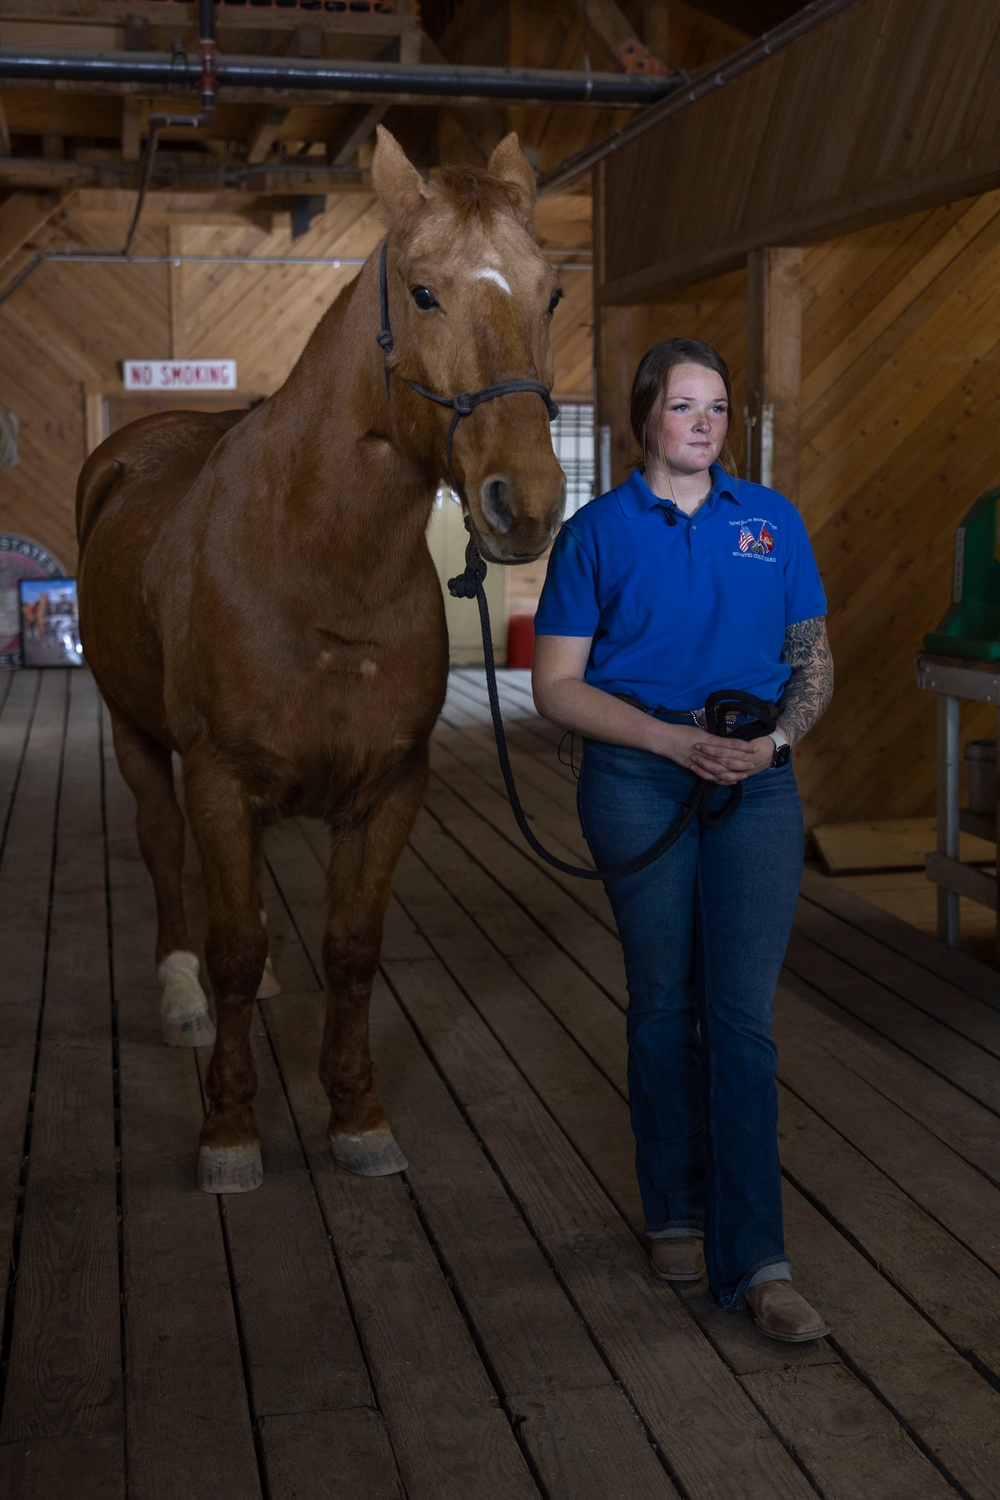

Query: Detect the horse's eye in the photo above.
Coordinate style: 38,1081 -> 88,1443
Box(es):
547,287 -> 563,316
411,286 -> 439,311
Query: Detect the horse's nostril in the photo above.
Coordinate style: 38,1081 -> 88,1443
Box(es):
481,476 -> 512,535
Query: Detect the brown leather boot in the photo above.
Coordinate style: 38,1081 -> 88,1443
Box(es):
744,1280 -> 830,1342
649,1237 -> 703,1283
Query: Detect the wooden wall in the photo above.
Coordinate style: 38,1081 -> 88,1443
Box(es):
601,0 -> 1000,302
605,189 -> 1000,826
0,196 -> 593,574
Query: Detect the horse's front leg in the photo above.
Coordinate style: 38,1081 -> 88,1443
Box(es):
183,751 -> 268,1194
323,751 -> 428,1176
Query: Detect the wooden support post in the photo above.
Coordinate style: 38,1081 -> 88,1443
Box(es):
83,389 -> 107,457
593,161 -> 635,490
0,97 -> 10,157
746,245 -> 803,502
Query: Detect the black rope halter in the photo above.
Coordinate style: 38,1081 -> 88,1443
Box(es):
376,237 -> 559,494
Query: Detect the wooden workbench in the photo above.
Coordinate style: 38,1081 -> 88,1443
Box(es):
916,651 -> 1000,958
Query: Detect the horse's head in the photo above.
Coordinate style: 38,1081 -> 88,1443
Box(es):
372,128 -> 567,564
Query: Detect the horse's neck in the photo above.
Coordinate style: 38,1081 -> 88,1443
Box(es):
268,253 -> 438,569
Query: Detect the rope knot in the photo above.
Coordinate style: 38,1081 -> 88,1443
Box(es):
453,392 -> 475,416
447,529 -> 488,598
375,329 -> 394,353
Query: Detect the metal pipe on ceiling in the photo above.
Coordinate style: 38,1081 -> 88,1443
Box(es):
537,0 -> 862,194
0,49 -> 683,107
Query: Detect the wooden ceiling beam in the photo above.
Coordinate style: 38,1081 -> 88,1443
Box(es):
326,103 -> 390,170
0,4 -> 420,51
0,187 -> 68,272
246,106 -> 288,167
566,0 -> 669,73
0,154 -> 367,197
325,29 -> 418,168
72,188 -> 280,228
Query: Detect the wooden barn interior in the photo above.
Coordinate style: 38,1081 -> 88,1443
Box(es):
4,2 -> 1000,1497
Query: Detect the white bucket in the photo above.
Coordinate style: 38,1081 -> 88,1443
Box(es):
965,739 -> 997,815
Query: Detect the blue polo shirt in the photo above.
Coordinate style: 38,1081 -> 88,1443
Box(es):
534,465 -> 827,708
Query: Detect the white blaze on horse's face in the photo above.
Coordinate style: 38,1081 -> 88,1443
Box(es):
471,266 -> 513,296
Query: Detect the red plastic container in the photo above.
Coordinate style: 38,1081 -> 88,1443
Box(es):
506,611 -> 536,669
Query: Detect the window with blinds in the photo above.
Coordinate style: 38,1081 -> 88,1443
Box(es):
551,402 -> 595,517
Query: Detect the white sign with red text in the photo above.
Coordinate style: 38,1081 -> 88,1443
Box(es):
124,360 -> 237,392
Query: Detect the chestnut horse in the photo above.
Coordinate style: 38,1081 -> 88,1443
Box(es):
77,129 -> 565,1193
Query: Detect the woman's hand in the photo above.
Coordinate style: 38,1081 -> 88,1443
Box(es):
658,724 -> 774,783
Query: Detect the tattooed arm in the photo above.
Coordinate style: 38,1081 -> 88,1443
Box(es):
777,616 -> 834,746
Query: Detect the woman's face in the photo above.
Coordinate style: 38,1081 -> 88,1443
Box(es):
648,362 -> 730,477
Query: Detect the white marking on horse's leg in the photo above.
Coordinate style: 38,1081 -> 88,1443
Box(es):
157,949 -> 216,1048
330,1127 -> 408,1177
472,266 -> 512,295
255,908 -> 280,999
198,1143 -> 263,1194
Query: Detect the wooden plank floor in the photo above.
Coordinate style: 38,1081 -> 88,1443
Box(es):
3,665 -> 1000,1499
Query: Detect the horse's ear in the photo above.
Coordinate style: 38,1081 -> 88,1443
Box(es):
372,126 -> 431,225
487,133 -> 537,230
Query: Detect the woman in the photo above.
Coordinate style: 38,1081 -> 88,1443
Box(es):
531,338 -> 833,1342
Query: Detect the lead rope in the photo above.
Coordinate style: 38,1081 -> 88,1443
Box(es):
447,520 -> 778,882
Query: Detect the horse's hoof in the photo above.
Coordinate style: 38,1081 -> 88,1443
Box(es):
197,1143 -> 263,1194
330,1127 -> 408,1177
256,955 -> 280,1000
158,951 -> 216,1048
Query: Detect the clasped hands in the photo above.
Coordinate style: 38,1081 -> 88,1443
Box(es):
661,723 -> 776,784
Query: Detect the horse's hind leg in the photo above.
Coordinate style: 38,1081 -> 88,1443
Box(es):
323,752 -> 428,1177
183,751 -> 267,1194
109,709 -> 215,1048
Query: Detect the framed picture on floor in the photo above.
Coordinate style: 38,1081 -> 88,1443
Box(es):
18,578 -> 84,668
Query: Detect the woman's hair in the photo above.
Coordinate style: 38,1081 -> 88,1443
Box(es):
629,337 -> 739,475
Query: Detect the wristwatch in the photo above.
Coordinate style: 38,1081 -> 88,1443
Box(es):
768,730 -> 791,768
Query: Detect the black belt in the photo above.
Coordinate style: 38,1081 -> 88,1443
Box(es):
614,692 -> 776,736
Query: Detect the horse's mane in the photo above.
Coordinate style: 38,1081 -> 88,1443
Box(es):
434,163 -> 529,228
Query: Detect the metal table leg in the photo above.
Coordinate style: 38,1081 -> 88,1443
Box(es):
936,692 -> 961,947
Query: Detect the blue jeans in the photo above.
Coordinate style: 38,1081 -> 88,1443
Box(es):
578,722 -> 803,1309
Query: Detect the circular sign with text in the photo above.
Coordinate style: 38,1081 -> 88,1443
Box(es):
0,535 -> 66,668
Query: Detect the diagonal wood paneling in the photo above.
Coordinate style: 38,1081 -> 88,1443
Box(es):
594,188 -> 1000,827
0,192 -> 595,573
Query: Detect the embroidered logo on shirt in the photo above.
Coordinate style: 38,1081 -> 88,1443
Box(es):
732,518 -> 778,561
734,522 -> 773,558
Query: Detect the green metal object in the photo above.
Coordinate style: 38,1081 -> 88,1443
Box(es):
925,486 -> 1000,662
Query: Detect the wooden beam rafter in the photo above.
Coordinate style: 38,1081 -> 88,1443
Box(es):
568,0 -> 669,73
245,106 -> 289,167
0,188 -> 67,274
